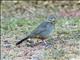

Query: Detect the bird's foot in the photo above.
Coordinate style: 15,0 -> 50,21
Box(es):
40,41 -> 52,48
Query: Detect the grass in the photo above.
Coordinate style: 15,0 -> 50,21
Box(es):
1,17 -> 44,35
1,16 -> 80,60
1,17 -> 80,34
43,17 -> 80,60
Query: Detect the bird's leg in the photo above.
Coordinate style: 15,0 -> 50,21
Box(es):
41,39 -> 48,46
41,39 -> 52,48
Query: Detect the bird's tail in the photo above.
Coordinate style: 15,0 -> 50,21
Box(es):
16,36 -> 30,45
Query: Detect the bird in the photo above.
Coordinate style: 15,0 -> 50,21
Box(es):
16,15 -> 56,47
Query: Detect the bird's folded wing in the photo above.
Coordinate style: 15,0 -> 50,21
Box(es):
30,22 -> 48,36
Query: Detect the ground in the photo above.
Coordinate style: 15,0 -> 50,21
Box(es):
1,1 -> 80,60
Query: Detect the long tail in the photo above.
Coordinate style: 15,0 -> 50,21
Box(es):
16,36 -> 30,45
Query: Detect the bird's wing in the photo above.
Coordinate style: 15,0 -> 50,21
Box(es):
30,22 -> 48,36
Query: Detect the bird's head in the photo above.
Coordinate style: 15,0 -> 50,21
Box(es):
47,15 -> 56,23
